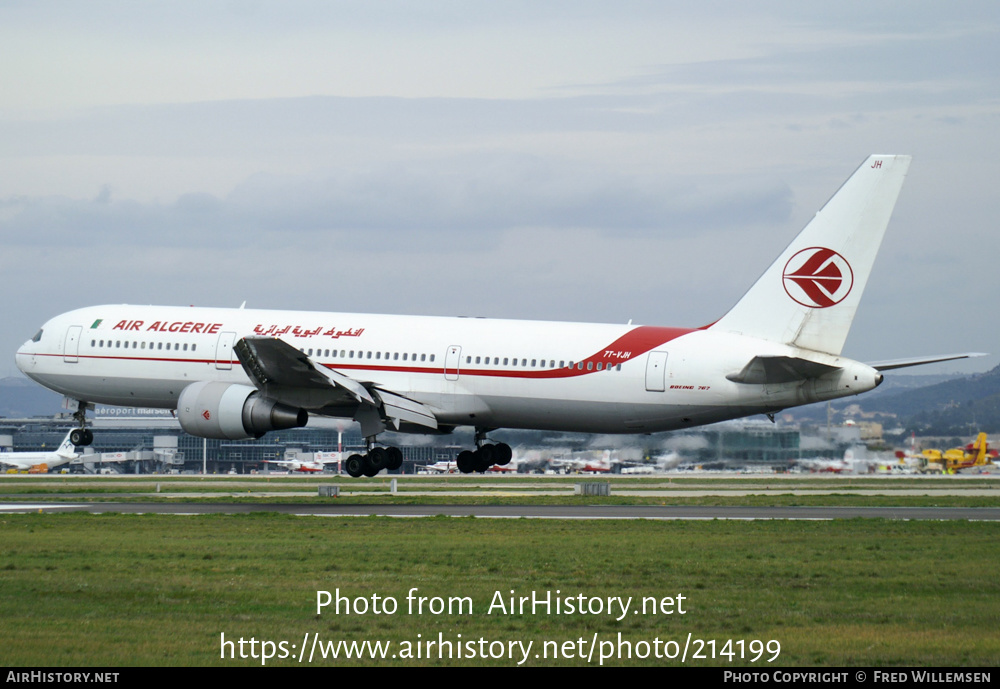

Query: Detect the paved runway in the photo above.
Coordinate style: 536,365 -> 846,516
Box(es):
3,502 -> 999,520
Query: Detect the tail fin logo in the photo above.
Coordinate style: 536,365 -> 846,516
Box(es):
782,247 -> 854,308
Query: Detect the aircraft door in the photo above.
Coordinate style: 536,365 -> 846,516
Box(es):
63,325 -> 82,363
645,350 -> 668,392
215,332 -> 237,370
444,345 -> 462,381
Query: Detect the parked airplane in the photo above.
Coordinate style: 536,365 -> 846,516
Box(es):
0,430 -> 81,472
15,156 -> 982,478
263,455 -> 341,473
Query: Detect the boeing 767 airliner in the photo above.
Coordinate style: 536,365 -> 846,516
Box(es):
15,156 -> 980,476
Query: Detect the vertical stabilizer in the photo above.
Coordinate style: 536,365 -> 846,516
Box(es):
711,155 -> 911,355
56,431 -> 78,458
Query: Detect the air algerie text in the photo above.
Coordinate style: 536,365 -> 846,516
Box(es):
111,320 -> 223,334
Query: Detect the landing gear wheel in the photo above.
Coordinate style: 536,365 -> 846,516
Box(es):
457,450 -> 476,474
474,444 -> 495,472
368,447 -> 389,472
387,447 -> 403,471
345,454 -> 365,478
494,443 -> 512,466
70,428 -> 93,447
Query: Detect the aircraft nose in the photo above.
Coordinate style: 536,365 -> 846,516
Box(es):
15,341 -> 31,373
15,328 -> 42,374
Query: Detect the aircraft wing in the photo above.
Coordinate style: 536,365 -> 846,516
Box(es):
867,353 -> 987,371
234,336 -> 438,432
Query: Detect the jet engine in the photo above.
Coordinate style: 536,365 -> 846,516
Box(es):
177,381 -> 308,440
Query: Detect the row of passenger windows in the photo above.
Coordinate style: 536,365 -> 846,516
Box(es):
92,339 -> 195,352
86,338 -> 621,371
464,356 -> 620,371
304,348 -> 435,363
302,348 -> 621,371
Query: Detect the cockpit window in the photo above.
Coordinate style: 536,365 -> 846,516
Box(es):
31,329 -> 43,343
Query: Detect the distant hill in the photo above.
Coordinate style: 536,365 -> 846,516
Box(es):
0,376 -> 65,418
860,365 -> 1000,432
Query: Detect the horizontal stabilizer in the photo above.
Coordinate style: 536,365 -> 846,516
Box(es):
727,355 -> 841,385
868,353 -> 988,372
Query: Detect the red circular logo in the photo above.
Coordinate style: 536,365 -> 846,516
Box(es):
782,247 -> 853,308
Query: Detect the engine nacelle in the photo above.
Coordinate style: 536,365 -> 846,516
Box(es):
177,381 -> 308,440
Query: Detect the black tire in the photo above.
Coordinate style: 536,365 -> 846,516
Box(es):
345,454 -> 365,478
457,450 -> 476,474
387,447 -> 403,471
70,429 -> 86,447
475,445 -> 495,472
494,443 -> 512,465
368,447 -> 388,472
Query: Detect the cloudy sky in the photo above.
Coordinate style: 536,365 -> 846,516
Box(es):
2,1 -> 997,378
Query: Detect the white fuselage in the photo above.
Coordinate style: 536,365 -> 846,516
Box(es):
15,304 -> 880,436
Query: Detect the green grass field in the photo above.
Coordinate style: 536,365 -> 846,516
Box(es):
1,512 -> 997,666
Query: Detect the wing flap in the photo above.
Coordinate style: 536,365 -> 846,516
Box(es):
373,388 -> 439,431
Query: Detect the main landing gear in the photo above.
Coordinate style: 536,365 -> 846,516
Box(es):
344,437 -> 404,478
69,400 -> 94,447
456,428 -> 512,474
342,429 -> 513,477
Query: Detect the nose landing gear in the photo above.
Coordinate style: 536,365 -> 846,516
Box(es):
69,400 -> 94,447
